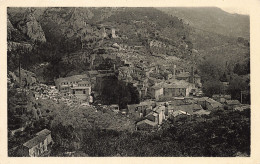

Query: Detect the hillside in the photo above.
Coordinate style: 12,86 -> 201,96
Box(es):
7,7 -> 250,87
7,7 -> 194,82
158,7 -> 249,39
7,7 -> 250,157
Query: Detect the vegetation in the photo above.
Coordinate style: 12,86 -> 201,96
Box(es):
50,109 -> 250,157
7,7 -> 250,157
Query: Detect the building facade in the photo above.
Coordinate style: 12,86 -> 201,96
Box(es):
18,129 -> 53,157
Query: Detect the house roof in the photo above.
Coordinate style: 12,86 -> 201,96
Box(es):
110,104 -> 119,108
154,106 -> 166,113
78,81 -> 90,85
234,105 -> 250,111
60,85 -> 70,88
146,112 -> 159,117
162,83 -> 188,89
71,86 -> 91,90
55,74 -> 88,84
36,129 -> 51,136
212,94 -> 231,99
206,98 -> 223,108
136,119 -> 158,127
172,110 -> 190,117
225,100 -> 241,105
195,97 -> 208,102
88,70 -> 99,75
23,129 -> 51,149
194,109 -> 211,115
127,104 -> 138,111
176,72 -> 200,78
169,104 -> 203,115
151,86 -> 163,90
140,101 -> 155,106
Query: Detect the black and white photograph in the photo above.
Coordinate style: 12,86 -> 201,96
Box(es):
4,4 -> 253,159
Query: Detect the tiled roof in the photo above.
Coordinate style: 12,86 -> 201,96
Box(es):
146,112 -> 159,118
23,129 -> 51,149
154,106 -> 166,113
78,81 -> 90,85
172,110 -> 190,117
136,119 -> 158,126
176,72 -> 200,78
225,100 -> 241,105
88,70 -> 99,75
71,86 -> 91,90
55,74 -> 88,84
169,104 -> 203,115
36,129 -> 51,136
194,109 -> 211,115
151,86 -> 163,90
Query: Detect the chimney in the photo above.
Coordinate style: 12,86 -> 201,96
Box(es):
173,64 -> 176,79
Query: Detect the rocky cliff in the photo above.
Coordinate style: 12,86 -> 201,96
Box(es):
8,8 -> 46,43
7,7 -> 249,83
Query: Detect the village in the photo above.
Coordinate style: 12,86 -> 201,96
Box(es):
6,7 -> 250,157
8,52 -> 250,156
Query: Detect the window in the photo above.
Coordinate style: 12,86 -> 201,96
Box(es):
83,90 -> 86,94
73,90 -> 75,94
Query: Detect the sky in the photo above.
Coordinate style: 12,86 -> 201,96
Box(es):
221,7 -> 250,15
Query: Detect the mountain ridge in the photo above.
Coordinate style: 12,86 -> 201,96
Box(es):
158,7 -> 249,39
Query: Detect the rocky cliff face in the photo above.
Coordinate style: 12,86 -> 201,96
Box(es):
8,8 -> 46,43
7,7 -> 249,83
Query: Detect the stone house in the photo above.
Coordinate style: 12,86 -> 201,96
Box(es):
154,105 -> 166,125
17,129 -> 53,157
55,74 -> 89,92
149,86 -> 164,100
163,84 -> 187,97
70,86 -> 91,101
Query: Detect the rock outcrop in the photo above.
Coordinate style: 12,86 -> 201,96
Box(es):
8,8 -> 46,43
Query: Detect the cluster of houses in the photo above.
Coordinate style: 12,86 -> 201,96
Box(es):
127,93 -> 249,131
117,57 -> 202,101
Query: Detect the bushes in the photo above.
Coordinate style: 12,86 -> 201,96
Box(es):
49,109 -> 250,157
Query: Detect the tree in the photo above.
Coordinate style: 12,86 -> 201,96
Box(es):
202,79 -> 224,97
227,74 -> 248,102
219,72 -> 228,82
